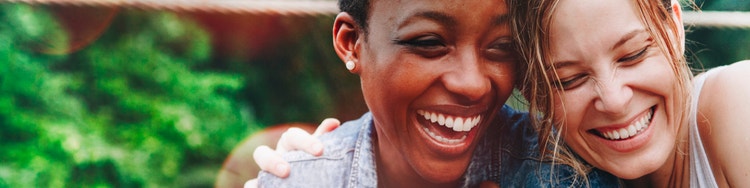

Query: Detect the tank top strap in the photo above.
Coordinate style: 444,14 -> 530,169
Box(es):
689,66 -> 726,188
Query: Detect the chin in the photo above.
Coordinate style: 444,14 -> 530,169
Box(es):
416,161 -> 472,183
597,138 -> 675,180
606,164 -> 659,180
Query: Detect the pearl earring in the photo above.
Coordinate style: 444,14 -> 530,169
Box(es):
345,61 -> 356,71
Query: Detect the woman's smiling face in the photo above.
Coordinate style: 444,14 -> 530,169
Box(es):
355,0 -> 516,183
547,0 -> 682,179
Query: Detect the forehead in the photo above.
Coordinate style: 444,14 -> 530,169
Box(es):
368,0 -> 509,27
551,0 -> 642,39
551,0 -> 642,34
548,0 -> 645,58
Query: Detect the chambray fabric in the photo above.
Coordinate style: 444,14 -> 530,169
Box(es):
489,106 -> 622,187
258,112 -> 378,188
258,105 -> 622,188
688,66 -> 726,188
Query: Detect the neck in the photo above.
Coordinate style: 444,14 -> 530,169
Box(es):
372,129 -> 461,188
626,122 -> 691,188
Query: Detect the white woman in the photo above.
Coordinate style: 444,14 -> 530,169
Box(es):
518,0 -> 750,186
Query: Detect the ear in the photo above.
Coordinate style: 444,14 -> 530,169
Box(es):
333,12 -> 363,74
669,0 -> 685,52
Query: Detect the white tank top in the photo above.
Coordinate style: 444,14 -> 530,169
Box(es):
689,66 -> 725,188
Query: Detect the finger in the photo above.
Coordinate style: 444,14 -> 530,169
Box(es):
312,118 -> 341,137
244,178 -> 258,188
253,145 -> 290,178
278,127 -> 324,156
479,181 -> 500,188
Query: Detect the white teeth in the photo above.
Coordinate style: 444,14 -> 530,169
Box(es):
628,126 -> 637,136
462,118 -> 472,131
612,131 -> 620,139
446,117 -> 454,128
619,129 -> 630,139
416,110 -> 482,133
423,127 -> 467,144
452,117 -> 462,132
598,109 -> 654,140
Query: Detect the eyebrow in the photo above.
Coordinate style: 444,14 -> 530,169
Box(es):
611,29 -> 647,51
398,11 -> 509,30
551,61 -> 575,69
397,11 -> 457,30
491,14 -> 510,26
552,29 -> 649,69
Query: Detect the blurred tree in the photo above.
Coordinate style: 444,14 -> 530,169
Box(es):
194,12 -> 366,124
695,0 -> 750,11
0,4 -> 254,187
686,0 -> 750,70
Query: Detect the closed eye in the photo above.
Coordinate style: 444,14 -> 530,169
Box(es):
618,45 -> 649,63
394,35 -> 449,58
485,38 -> 516,63
554,74 -> 588,90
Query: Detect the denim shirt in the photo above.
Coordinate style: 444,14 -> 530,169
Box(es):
258,105 -> 622,188
259,112 -> 378,188
487,106 -> 622,187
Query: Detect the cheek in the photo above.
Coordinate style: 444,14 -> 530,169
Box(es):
644,58 -> 684,125
637,56 -> 680,98
555,92 -> 592,156
553,90 -> 587,130
361,59 -> 434,117
363,54 -> 426,96
487,64 -> 517,97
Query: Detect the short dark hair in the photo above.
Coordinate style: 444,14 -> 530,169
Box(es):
338,0 -> 370,32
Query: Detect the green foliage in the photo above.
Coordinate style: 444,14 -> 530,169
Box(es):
0,4 -> 74,187
686,0 -> 750,69
695,0 -> 750,11
0,4 -> 254,187
687,28 -> 750,69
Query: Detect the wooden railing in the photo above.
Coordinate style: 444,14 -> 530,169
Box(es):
683,11 -> 750,29
7,1 -> 750,28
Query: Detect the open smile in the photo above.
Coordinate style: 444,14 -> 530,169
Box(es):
584,105 -> 658,152
416,110 -> 482,145
589,106 -> 656,141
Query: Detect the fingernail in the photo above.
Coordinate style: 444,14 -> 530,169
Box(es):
276,163 -> 288,173
311,142 -> 323,153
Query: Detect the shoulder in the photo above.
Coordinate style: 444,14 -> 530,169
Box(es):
696,60 -> 750,186
497,105 -> 532,125
698,60 -> 750,123
495,105 -> 536,155
698,60 -> 750,120
699,60 -> 750,97
282,113 -> 371,162
496,156 -> 621,187
258,113 -> 376,187
495,105 -> 535,148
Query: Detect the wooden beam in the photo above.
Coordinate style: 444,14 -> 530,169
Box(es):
7,0 -> 339,16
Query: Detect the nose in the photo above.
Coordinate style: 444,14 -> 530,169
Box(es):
442,51 -> 491,102
593,78 -> 632,115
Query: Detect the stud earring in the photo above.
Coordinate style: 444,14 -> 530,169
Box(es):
345,61 -> 356,71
